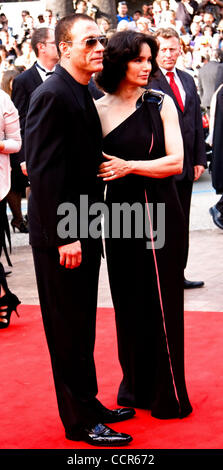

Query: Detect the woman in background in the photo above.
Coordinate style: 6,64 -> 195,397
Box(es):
1,67 -> 28,234
0,88 -> 21,329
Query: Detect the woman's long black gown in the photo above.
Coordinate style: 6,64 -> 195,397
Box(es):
103,93 -> 192,419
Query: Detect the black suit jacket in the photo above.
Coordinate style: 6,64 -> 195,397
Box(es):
211,85 -> 223,194
25,64 -> 103,247
11,63 -> 43,164
150,68 -> 207,181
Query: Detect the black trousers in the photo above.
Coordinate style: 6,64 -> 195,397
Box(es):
32,240 -> 104,435
175,178 -> 193,270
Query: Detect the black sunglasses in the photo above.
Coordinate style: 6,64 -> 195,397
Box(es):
67,36 -> 107,48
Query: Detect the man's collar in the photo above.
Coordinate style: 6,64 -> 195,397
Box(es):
36,60 -> 55,73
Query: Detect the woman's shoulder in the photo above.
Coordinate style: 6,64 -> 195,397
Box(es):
0,89 -> 14,110
0,89 -> 9,99
94,94 -> 110,113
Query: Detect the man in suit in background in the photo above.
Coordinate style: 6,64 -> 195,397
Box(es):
11,27 -> 59,177
25,14 -> 134,446
150,27 -> 207,289
208,84 -> 223,229
198,48 -> 223,115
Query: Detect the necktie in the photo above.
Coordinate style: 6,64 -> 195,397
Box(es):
166,71 -> 184,112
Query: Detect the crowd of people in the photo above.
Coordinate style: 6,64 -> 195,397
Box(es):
114,1 -> 223,82
1,1 -> 223,83
0,1 -> 222,447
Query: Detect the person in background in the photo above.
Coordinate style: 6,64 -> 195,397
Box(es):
117,19 -> 130,31
212,18 -> 223,49
128,10 -> 142,30
208,83 -> 223,230
0,88 -> 21,329
42,9 -> 57,28
142,2 -> 152,19
198,48 -> 223,115
175,0 -> 198,32
136,16 -> 154,33
14,39 -> 35,69
97,17 -> 111,37
150,28 -> 206,289
10,27 -> 59,232
0,45 -> 10,75
1,68 -> 20,97
75,0 -> 87,14
160,9 -> 187,35
117,1 -> 133,23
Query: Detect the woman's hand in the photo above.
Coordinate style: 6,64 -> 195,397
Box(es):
98,152 -> 132,181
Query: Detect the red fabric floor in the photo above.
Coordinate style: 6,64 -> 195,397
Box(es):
0,305 -> 223,450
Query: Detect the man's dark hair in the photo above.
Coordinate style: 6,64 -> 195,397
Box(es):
31,27 -> 50,56
55,13 -> 95,57
95,30 -> 158,94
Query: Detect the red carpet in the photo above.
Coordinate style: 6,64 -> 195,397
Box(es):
0,305 -> 223,450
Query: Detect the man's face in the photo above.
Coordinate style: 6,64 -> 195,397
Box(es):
68,20 -> 104,76
44,11 -> 52,24
76,1 -> 87,13
156,36 -> 181,71
203,13 -> 214,25
118,4 -> 128,15
44,28 -> 59,62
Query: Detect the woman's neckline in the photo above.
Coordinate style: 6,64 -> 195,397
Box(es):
103,90 -> 146,139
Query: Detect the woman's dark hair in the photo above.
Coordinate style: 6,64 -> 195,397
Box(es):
95,30 -> 158,93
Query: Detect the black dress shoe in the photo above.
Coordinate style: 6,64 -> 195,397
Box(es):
184,278 -> 204,289
99,407 -> 135,423
66,423 -> 133,446
209,206 -> 223,230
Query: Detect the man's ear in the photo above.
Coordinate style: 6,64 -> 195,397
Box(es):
59,41 -> 70,58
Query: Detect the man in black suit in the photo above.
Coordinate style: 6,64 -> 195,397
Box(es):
198,49 -> 223,115
8,28 -> 57,233
150,27 -> 207,288
12,27 -> 59,177
25,14 -> 134,446
208,84 -> 223,229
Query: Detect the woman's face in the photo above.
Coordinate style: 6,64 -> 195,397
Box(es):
100,19 -> 110,32
124,43 -> 152,87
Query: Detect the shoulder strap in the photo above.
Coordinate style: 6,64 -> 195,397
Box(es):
136,90 -> 166,159
136,89 -> 165,111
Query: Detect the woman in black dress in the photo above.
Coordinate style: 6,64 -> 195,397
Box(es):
95,30 -> 192,419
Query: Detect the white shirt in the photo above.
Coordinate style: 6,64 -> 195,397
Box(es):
0,90 -> 22,201
160,66 -> 186,106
